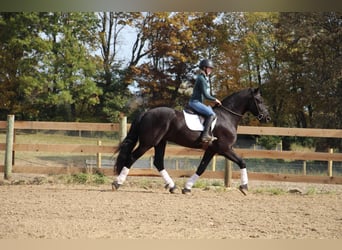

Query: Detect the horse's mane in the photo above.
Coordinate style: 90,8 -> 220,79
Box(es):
221,88 -> 251,105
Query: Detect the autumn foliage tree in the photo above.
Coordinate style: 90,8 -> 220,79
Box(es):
129,12 -> 201,109
271,12 -> 342,150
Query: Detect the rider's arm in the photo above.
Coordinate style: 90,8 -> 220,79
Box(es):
198,75 -> 216,102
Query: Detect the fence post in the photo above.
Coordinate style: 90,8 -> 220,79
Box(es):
175,159 -> 179,170
328,148 -> 333,177
224,159 -> 232,187
119,115 -> 127,143
150,156 -> 153,169
211,155 -> 216,171
302,161 -> 307,176
97,140 -> 102,168
4,115 -> 15,180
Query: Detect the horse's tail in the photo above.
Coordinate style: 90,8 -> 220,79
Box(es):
114,112 -> 145,175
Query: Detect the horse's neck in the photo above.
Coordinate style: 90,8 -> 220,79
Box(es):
222,96 -> 249,115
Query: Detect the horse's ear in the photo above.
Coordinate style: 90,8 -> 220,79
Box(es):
252,87 -> 260,95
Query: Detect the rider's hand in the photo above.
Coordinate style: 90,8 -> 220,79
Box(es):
215,99 -> 222,106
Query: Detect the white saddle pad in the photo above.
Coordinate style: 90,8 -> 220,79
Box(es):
183,110 -> 217,131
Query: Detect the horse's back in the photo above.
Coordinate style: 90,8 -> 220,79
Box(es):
138,107 -> 178,131
143,107 -> 178,120
139,106 -> 190,135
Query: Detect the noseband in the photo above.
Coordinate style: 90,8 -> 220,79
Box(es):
252,94 -> 266,121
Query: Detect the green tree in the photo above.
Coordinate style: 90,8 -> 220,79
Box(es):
0,12 -> 49,120
39,12 -> 102,121
0,12 -> 102,121
95,12 -> 144,122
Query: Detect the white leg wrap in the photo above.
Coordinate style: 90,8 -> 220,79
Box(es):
240,168 -> 248,185
185,173 -> 199,190
160,169 -> 175,188
116,167 -> 130,185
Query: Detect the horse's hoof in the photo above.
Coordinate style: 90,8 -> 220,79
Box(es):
112,181 -> 121,191
239,184 -> 248,196
182,188 -> 191,195
165,184 -> 177,194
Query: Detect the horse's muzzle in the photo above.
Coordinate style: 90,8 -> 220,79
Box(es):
257,114 -> 271,123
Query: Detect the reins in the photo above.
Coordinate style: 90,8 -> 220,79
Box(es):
217,104 -> 243,117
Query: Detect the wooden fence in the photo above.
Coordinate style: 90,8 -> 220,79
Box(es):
1,115 -> 342,185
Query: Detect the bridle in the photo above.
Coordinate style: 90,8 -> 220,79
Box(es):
252,94 -> 266,121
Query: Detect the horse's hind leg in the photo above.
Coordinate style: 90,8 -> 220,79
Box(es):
154,140 -> 176,193
114,144 -> 152,189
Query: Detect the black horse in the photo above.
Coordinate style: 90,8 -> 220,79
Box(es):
112,87 -> 270,195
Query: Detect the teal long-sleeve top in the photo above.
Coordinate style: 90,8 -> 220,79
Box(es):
190,73 -> 216,103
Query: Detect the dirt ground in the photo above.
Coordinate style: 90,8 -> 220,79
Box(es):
0,173 -> 341,239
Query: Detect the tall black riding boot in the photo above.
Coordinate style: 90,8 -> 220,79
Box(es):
201,114 -> 216,142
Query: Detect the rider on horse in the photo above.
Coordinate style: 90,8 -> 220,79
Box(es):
189,59 -> 222,142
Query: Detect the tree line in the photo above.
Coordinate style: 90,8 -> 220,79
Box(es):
0,12 -> 341,149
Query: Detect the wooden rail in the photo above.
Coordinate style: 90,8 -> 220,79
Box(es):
0,120 -> 119,131
237,126 -> 342,138
1,116 -> 342,184
13,144 -> 117,154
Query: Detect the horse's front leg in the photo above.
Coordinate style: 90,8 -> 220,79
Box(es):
221,147 -> 248,195
182,150 -> 215,194
154,140 -> 177,194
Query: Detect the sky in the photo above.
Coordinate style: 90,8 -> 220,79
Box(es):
116,26 -> 137,64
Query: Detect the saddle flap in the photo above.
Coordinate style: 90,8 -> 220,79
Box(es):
183,110 -> 217,131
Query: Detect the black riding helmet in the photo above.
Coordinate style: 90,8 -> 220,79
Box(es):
199,59 -> 214,69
